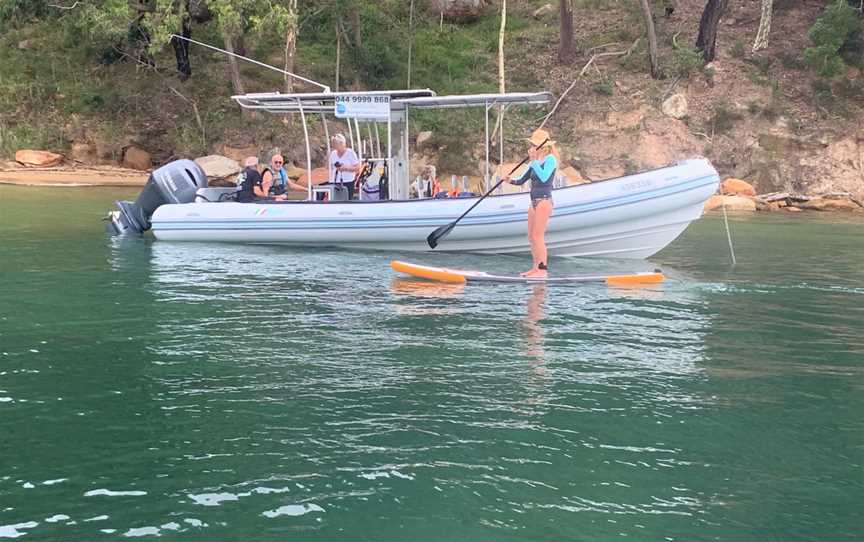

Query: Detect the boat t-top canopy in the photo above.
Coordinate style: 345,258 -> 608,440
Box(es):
231,90 -> 552,113
233,89 -> 437,113
395,92 -> 552,109
230,88 -> 554,201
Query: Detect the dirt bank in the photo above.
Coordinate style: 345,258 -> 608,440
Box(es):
0,166 -> 148,187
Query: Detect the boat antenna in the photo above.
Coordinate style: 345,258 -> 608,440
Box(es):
169,34 -> 331,93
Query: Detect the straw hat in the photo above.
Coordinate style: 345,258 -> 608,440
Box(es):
526,129 -> 555,148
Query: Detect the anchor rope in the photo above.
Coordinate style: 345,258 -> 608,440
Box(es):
720,191 -> 737,266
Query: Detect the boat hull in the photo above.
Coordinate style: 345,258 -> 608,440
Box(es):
151,158 -> 719,259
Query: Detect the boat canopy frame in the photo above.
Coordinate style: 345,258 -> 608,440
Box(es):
231,90 -> 553,201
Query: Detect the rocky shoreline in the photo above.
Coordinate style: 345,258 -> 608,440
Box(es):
3,150 -> 862,215
704,178 -> 864,213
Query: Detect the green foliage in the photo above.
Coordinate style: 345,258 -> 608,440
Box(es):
805,0 -> 862,77
731,40 -> 746,59
670,45 -> 705,77
0,122 -> 66,157
710,103 -> 742,134
0,0 -> 50,28
778,51 -> 806,70
592,79 -> 614,96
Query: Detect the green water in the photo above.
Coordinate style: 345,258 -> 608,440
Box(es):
1,185 -> 862,541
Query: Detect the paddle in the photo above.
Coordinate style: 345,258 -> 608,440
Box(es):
426,138 -> 547,249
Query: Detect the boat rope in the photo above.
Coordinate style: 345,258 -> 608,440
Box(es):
720,193 -> 737,266
169,34 -> 331,93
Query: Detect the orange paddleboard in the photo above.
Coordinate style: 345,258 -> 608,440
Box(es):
390,261 -> 664,285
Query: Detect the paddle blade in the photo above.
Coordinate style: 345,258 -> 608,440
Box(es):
605,271 -> 665,286
426,222 -> 455,249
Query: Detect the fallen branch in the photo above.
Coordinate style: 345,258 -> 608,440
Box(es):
539,38 -> 640,130
167,86 -> 206,147
692,130 -> 712,143
48,1 -> 80,9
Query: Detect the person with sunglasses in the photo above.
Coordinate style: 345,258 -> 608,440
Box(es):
262,153 -> 306,197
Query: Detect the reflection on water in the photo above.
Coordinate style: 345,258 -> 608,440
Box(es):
522,284 -> 547,373
2,190 -> 863,541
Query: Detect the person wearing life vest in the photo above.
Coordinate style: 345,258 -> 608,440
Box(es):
262,154 -> 306,197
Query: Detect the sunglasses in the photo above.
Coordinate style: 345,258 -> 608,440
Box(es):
273,160 -> 283,164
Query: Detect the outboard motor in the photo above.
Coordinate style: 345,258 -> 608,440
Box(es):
106,159 -> 207,235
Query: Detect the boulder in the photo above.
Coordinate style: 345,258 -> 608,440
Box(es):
532,3 -> 554,19
721,178 -> 756,197
285,163 -> 306,179
416,131 -> 434,149
122,146 -> 152,171
585,163 -> 626,181
15,150 -> 63,167
661,94 -> 688,119
560,166 -> 589,185
757,200 -> 787,211
798,197 -> 863,212
704,195 -> 756,212
69,143 -> 98,164
434,0 -> 490,23
216,144 -> 260,164
297,167 -> 330,186
17,39 -> 35,50
194,155 -> 241,180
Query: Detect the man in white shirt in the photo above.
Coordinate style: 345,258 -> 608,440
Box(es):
327,133 -> 360,200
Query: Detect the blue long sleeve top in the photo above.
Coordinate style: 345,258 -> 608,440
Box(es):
510,154 -> 557,200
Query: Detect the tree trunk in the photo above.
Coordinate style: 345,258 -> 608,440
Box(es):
283,0 -> 297,94
171,5 -> 192,81
752,0 -> 772,52
695,0 -> 728,62
493,0 -> 506,150
407,0 -> 416,87
348,1 -> 362,89
639,0 -> 660,78
558,0 -> 574,63
223,33 -> 245,96
498,0 -> 506,95
558,0 -> 573,64
335,24 -> 342,91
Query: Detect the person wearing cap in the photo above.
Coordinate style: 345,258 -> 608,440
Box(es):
262,153 -> 306,197
236,156 -> 268,203
328,133 -> 360,199
503,129 -> 558,278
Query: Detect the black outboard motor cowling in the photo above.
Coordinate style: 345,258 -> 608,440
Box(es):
108,159 -> 207,235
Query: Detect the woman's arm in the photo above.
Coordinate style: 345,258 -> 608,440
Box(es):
528,155 -> 557,183
508,168 -> 531,186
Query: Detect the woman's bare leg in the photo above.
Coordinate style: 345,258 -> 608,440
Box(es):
525,200 -> 552,277
522,204 -> 539,276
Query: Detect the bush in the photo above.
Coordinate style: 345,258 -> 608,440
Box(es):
0,0 -> 49,28
731,40 -> 746,59
592,79 -> 614,96
670,45 -> 705,77
710,103 -> 742,134
805,0 -> 862,77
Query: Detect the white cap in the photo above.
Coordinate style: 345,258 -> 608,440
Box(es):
243,156 -> 259,167
332,133 -> 346,144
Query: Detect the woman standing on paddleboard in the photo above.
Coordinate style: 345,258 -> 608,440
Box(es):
504,129 -> 558,278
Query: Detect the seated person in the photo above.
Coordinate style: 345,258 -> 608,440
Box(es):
262,154 -> 306,196
236,157 -> 267,203
410,165 -> 441,199
327,133 -> 360,199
